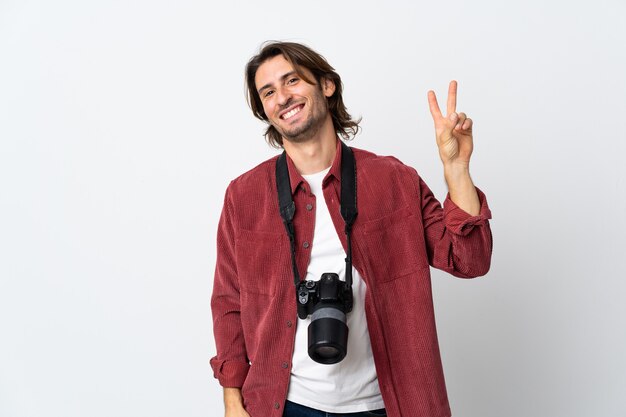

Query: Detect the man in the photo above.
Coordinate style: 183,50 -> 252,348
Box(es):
210,42 -> 492,417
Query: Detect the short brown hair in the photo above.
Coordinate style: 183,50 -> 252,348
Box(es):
245,41 -> 361,148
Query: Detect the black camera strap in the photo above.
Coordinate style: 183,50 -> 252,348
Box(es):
276,141 -> 357,289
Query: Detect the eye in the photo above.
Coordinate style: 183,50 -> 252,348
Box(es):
263,90 -> 274,98
287,77 -> 299,85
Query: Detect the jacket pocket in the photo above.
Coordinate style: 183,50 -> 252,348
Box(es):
361,206 -> 428,282
235,229 -> 284,295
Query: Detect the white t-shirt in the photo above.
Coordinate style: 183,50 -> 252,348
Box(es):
286,167 -> 384,413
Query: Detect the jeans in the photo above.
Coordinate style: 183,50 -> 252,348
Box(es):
282,400 -> 387,417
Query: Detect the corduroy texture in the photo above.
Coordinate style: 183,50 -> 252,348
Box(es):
210,141 -> 493,417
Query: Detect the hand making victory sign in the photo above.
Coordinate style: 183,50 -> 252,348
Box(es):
427,80 -> 481,216
428,80 -> 473,167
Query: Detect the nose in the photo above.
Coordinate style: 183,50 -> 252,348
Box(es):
276,86 -> 292,107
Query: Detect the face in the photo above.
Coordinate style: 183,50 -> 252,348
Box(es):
255,54 -> 335,144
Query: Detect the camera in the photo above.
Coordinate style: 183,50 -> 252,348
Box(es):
296,273 -> 353,364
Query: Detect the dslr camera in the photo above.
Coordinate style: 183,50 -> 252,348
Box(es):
297,273 -> 353,364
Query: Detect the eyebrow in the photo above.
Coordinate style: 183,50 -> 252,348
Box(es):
257,71 -> 298,95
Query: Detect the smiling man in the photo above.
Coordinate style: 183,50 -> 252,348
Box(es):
255,55 -> 333,144
210,42 -> 493,417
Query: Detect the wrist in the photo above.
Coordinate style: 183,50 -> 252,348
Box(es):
224,387 -> 245,410
443,162 -> 471,186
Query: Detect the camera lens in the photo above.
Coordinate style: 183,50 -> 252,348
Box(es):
315,346 -> 340,359
307,305 -> 348,364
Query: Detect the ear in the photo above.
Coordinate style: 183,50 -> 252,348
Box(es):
321,77 -> 336,98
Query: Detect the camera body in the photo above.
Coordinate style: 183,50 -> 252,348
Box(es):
296,273 -> 353,364
297,273 -> 353,319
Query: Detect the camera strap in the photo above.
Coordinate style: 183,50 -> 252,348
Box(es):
276,141 -> 357,289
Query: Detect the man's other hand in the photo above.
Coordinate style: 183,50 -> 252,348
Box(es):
224,387 -> 251,417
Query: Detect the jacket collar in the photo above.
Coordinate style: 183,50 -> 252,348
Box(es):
285,139 -> 342,195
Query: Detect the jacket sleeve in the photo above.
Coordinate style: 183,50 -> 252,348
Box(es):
414,171 -> 493,278
210,183 -> 250,387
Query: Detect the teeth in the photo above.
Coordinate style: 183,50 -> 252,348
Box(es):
282,105 -> 302,120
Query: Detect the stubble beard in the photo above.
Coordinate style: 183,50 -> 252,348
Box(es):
279,115 -> 320,144
275,89 -> 329,145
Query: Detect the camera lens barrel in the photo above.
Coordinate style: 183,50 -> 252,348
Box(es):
307,305 -> 349,364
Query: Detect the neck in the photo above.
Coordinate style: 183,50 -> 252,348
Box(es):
282,116 -> 337,175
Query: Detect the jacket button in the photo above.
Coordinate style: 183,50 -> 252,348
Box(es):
281,362 -> 289,369
274,402 -> 280,409
306,203 -> 313,211
303,241 -> 310,249
287,320 -> 292,327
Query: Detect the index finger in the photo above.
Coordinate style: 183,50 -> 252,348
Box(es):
447,80 -> 457,115
427,90 -> 443,120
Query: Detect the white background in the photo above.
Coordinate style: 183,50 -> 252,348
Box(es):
1,1 -> 625,416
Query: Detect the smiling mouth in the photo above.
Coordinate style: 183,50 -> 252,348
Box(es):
281,104 -> 304,120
